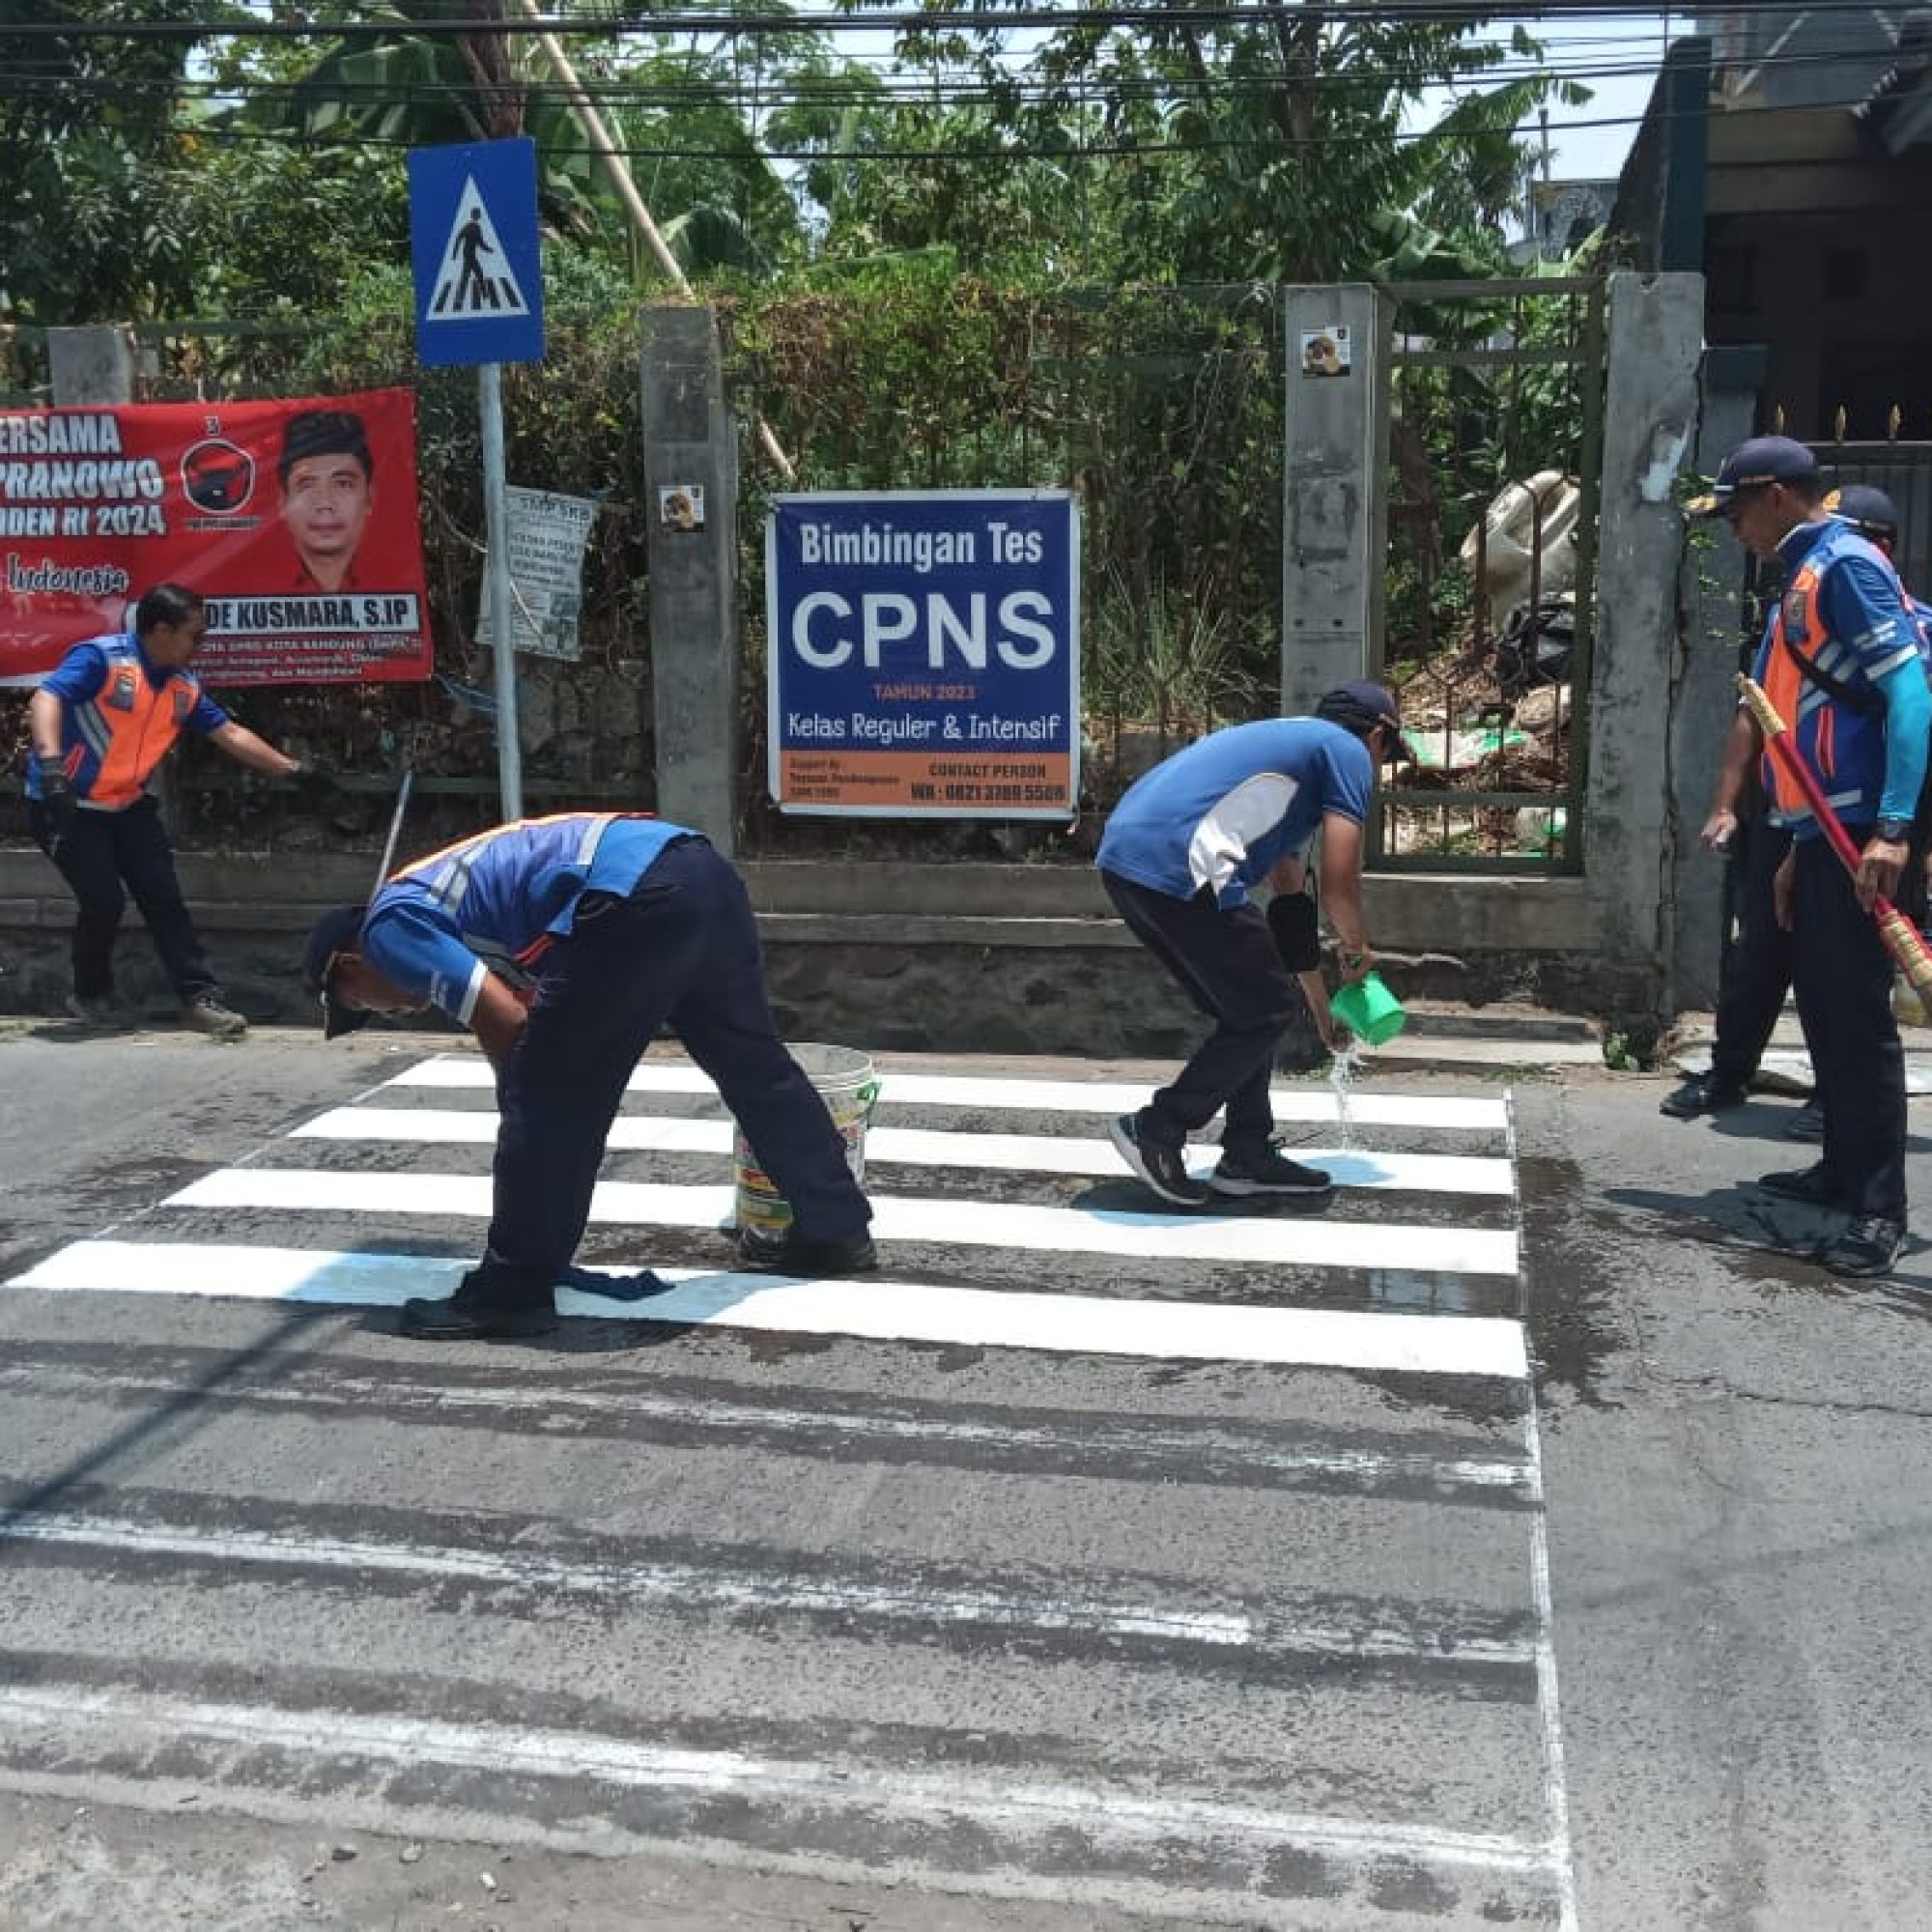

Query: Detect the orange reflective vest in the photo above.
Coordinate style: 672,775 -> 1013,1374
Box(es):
1755,523 -> 1913,826
67,636 -> 208,810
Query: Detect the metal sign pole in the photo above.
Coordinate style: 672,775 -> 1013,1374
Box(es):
478,359 -> 523,820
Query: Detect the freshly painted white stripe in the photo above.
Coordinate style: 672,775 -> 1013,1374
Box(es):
8,1241 -> 1530,1378
0,1512 -> 1256,1651
386,1055 -> 1511,1130
158,1169 -> 1520,1277
0,1362 -> 1533,1494
0,1683 -> 1562,1883
297,1105 -> 1514,1196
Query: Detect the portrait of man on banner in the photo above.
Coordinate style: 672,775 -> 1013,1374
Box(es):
273,408 -> 378,595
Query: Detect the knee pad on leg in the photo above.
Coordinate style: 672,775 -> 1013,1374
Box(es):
1267,892 -> 1321,974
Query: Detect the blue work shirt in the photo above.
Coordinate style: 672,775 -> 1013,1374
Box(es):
1096,718 -> 1374,906
361,812 -> 693,1026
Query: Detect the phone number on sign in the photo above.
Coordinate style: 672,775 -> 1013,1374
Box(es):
933,782 -> 1064,804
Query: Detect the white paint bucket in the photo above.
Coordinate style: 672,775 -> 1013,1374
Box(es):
732,1042 -> 880,1239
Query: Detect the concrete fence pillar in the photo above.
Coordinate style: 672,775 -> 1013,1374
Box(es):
46,327 -> 133,407
640,303 -> 740,855
1584,270 -> 1706,1029
1669,343 -> 1768,1011
1280,284 -> 1393,711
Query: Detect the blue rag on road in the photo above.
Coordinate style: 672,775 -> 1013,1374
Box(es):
556,1264 -> 676,1301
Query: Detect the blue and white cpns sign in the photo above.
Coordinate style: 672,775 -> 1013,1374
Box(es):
767,489 -> 1080,818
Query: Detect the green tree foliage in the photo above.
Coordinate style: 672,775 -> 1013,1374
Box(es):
0,0 -> 412,324
228,0 -> 600,240
0,0 -> 218,321
233,0 -> 810,281
814,4 -> 1586,282
181,137 -> 412,321
595,36 -> 810,280
7,1 -> 1591,317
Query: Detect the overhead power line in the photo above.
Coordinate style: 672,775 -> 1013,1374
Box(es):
0,99 -> 1761,164
4,0 -> 1913,43
0,30 -> 1908,121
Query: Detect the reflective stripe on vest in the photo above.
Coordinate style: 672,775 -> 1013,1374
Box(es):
1759,542 -> 1908,820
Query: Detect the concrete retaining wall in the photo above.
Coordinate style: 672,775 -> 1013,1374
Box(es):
0,848 -> 1603,1053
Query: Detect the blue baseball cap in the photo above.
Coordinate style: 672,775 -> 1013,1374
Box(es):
1686,435 -> 1821,516
1317,678 -> 1417,764
1825,482 -> 1901,541
303,903 -> 372,1039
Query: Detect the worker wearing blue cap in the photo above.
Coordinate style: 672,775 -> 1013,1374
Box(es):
1095,681 -> 1413,1210
1687,437 -> 1930,1276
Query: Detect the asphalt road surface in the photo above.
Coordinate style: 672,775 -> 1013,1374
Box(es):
0,1016 -> 1929,1930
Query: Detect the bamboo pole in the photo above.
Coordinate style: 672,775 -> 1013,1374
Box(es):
511,0 -> 795,481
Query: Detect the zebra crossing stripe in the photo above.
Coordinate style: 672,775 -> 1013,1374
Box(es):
294,1105 -> 1515,1197
0,1357 -> 1535,1493
158,1168 -> 1520,1276
0,1682 -> 1563,1889
1,1509 -> 1543,1663
8,1241 -> 1528,1377
384,1056 -> 1511,1130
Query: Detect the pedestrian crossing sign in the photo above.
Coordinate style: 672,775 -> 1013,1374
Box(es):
428,182 -> 530,320
408,137 -> 545,367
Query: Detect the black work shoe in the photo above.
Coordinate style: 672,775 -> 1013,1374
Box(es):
1210,1145 -> 1335,1198
64,993 -> 121,1026
1757,1162 -> 1841,1208
1107,1113 -> 1210,1208
1784,1104 -> 1825,1143
397,1293 -> 558,1340
1660,1073 -> 1747,1120
1825,1215 -> 1905,1279
738,1228 -> 878,1275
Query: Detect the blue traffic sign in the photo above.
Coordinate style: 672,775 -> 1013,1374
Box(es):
408,138 -> 545,367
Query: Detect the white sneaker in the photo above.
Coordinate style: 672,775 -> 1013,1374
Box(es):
183,995 -> 247,1039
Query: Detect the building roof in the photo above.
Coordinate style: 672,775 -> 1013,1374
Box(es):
1855,12 -> 1932,155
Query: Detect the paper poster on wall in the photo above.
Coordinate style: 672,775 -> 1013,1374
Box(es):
474,486 -> 597,662
0,387 -> 434,687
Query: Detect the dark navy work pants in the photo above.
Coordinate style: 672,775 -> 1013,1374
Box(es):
465,837 -> 872,1308
1101,868 -> 1293,1156
29,793 -> 220,1003
1711,813 -> 1799,1091
1789,828 -> 1907,1222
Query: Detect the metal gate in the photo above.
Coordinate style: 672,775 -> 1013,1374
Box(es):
1372,275 -> 1605,873
1804,438 -> 1932,591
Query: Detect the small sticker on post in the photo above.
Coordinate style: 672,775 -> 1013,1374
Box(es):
660,485 -> 705,531
1299,326 -> 1351,378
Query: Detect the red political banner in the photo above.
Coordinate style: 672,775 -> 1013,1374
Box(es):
0,386 -> 434,688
